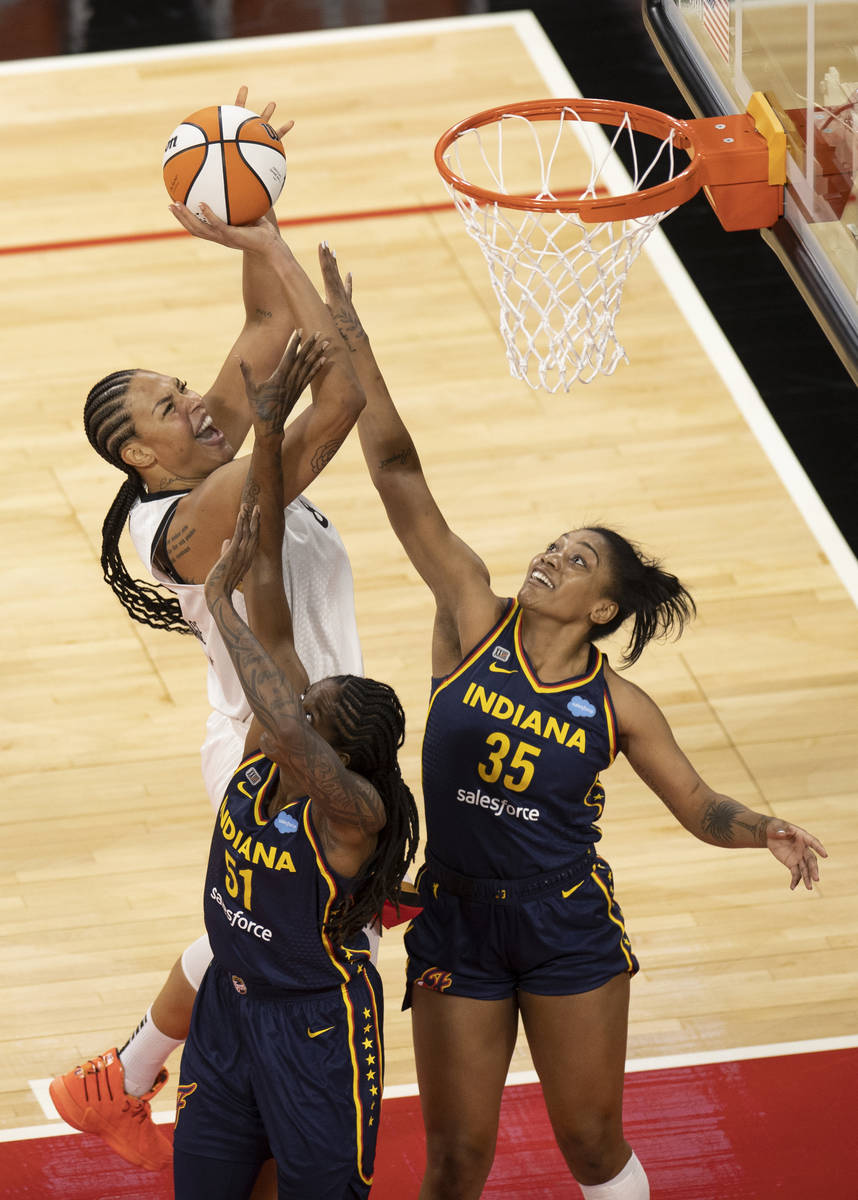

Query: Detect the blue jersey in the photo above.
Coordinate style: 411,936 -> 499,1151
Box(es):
421,600 -> 618,878
203,752 -> 371,992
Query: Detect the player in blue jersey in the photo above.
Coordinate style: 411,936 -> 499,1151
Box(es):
319,247 -> 828,1200
171,330 -> 419,1199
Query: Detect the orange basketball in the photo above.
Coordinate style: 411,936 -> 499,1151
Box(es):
162,104 -> 286,225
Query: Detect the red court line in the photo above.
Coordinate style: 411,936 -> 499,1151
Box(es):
0,201 -> 456,258
0,189 -> 608,258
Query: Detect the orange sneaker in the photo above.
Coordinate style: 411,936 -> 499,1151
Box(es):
49,1048 -> 172,1171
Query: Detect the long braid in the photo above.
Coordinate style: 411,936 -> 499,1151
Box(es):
323,675 -> 419,944
84,370 -> 189,635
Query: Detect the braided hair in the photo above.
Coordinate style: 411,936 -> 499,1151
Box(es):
322,675 -> 420,945
586,526 -> 696,667
84,370 -> 189,634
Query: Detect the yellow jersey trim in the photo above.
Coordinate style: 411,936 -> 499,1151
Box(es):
303,802 -> 351,983
591,868 -> 634,972
513,607 -> 604,692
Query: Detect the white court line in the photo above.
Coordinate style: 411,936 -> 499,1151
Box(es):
4,4 -> 856,1146
14,1032 -> 858,1139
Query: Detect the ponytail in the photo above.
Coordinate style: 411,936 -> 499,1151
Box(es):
588,526 -> 695,667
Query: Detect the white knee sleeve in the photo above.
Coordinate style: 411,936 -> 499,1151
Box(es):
181,933 -> 214,991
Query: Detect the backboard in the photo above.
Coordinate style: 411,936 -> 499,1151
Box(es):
644,0 -> 858,385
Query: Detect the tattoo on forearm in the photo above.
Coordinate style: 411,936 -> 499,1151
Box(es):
749,815 -> 772,846
332,307 -> 366,350
309,439 -> 343,476
253,378 -> 298,432
241,476 -> 260,509
701,799 -> 771,845
380,446 -> 414,471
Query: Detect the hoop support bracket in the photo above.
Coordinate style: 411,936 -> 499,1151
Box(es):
687,92 -> 786,231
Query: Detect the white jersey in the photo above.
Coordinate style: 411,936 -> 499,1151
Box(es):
128,490 -> 363,725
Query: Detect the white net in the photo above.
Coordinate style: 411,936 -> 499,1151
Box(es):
439,105 -> 685,390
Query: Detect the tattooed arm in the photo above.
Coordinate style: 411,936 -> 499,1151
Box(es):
318,243 -> 501,676
237,331 -> 326,670
204,504 -> 385,844
610,668 -> 827,890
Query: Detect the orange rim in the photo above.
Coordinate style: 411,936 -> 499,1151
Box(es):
434,98 -> 705,220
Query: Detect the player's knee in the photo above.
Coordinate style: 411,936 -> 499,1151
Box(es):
424,1133 -> 495,1196
553,1111 -> 625,1181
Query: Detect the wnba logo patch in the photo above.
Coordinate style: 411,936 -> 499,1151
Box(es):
231,974 -> 248,994
416,967 -> 453,993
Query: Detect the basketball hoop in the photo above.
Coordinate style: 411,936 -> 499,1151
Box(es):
435,96 -> 785,390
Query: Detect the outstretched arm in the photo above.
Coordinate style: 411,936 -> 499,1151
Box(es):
161,221 -> 365,583
319,245 -> 503,671
204,508 -> 385,843
237,329 -> 326,673
612,670 -> 828,890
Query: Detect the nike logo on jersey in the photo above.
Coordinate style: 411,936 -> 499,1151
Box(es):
561,880 -> 585,899
237,782 -> 255,800
307,1025 -> 335,1038
489,662 -> 518,674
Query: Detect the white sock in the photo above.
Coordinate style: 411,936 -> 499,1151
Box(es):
118,1007 -> 184,1098
579,1152 -> 649,1199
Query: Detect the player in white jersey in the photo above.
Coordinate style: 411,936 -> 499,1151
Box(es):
129,488 -> 362,803
49,101 -> 369,1180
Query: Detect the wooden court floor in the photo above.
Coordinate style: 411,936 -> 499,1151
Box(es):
1,12 -> 856,1135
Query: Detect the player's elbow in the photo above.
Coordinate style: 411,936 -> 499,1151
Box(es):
345,379 -> 366,421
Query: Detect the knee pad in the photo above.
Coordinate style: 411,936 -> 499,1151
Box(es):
181,933 -> 213,991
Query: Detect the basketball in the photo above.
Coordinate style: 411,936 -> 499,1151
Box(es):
162,104 -> 286,225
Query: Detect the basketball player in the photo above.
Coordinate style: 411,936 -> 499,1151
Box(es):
319,246 -> 828,1200
172,334 -> 418,1198
49,102 -> 370,1172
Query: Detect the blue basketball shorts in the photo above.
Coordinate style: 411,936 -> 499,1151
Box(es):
403,850 -> 639,1006
173,961 -> 384,1199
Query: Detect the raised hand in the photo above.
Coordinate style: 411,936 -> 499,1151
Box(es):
234,84 -> 294,141
238,329 -> 327,437
766,822 -> 828,890
318,242 -> 367,351
169,199 -> 286,252
204,502 -> 259,607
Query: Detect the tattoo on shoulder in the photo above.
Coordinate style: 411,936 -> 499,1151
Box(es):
168,522 -> 195,562
309,439 -> 343,476
156,521 -> 202,582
